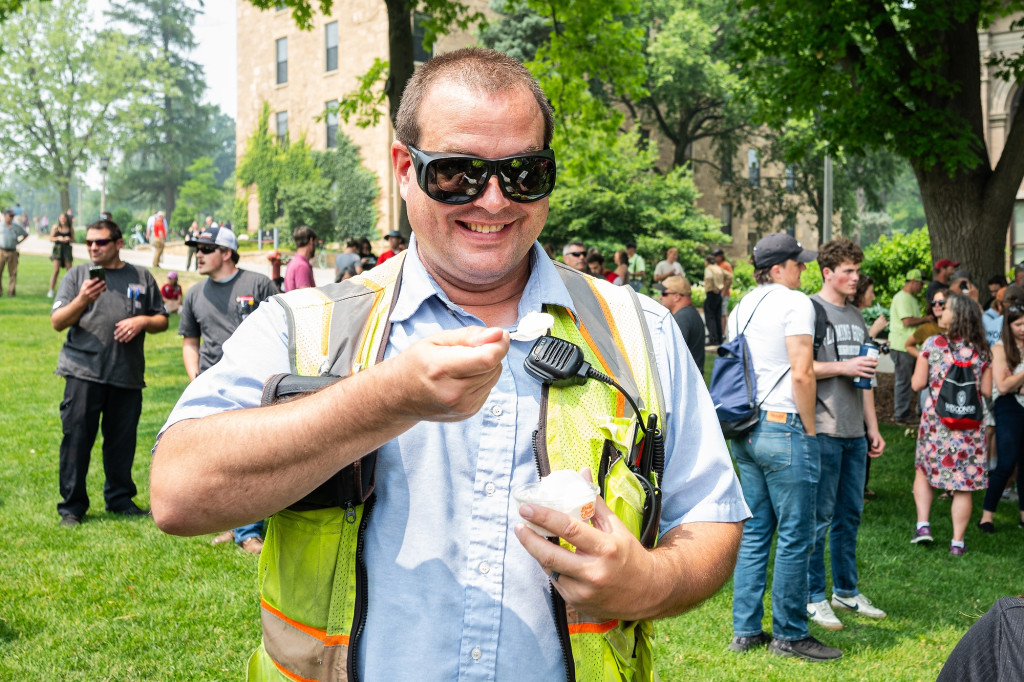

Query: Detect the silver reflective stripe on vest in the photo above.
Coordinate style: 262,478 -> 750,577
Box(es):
260,606 -> 349,681
554,264 -> 644,412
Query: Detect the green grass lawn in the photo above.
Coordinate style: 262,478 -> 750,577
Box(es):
1,254 -> 1020,680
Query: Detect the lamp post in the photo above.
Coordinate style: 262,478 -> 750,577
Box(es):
99,156 -> 109,216
822,145 -> 833,244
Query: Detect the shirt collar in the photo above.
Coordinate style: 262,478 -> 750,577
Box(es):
389,235 -> 576,328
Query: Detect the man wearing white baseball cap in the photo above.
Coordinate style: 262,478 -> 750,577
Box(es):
179,225 -> 277,554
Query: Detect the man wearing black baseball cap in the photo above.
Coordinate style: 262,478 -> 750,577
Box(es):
727,233 -> 842,662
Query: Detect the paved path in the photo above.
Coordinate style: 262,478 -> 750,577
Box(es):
20,235 -> 339,287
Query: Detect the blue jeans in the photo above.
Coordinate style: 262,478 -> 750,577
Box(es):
808,435 -> 868,603
233,521 -> 264,544
732,412 -> 820,641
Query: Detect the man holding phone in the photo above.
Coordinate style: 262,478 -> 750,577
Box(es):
50,219 -> 168,527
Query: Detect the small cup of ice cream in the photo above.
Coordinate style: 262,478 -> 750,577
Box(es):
512,470 -> 600,537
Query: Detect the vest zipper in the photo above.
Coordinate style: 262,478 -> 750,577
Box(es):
550,585 -> 576,682
533,384 -> 573,680
346,495 -> 376,682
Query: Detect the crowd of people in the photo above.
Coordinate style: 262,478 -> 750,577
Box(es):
7,45 -> 1024,679
720,234 -> 1024,662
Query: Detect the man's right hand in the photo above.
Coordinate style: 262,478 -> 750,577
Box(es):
79,277 -> 106,303
384,326 -> 510,422
844,355 -> 878,379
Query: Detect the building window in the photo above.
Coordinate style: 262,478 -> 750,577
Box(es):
325,100 -> 338,149
325,22 -> 338,72
276,37 -> 288,85
720,203 -> 733,236
785,165 -> 795,191
276,111 -> 288,145
413,13 -> 432,63
747,148 -> 759,187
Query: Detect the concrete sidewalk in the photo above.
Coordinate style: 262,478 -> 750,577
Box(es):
19,234 -> 339,287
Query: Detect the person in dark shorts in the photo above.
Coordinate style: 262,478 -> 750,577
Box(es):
48,212 -> 75,298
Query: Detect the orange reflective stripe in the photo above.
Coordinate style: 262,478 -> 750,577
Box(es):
568,619 -> 618,635
261,597 -> 350,647
270,656 -> 320,682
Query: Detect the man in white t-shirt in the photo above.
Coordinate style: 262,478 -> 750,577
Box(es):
726,233 -> 842,662
653,247 -> 685,292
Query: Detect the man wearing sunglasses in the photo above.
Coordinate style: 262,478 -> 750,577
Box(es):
152,48 -> 747,680
178,225 -> 277,554
50,220 -> 169,527
561,241 -> 587,272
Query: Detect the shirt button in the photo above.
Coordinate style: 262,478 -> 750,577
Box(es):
491,405 -> 502,416
484,482 -> 496,496
479,561 -> 490,574
471,647 -> 482,661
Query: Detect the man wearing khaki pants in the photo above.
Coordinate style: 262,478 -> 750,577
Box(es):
0,208 -> 28,296
147,210 -> 167,268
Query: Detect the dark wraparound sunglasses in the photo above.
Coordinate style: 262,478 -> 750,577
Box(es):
85,238 -> 115,247
197,245 -> 220,254
407,144 -> 556,205
931,298 -> 946,307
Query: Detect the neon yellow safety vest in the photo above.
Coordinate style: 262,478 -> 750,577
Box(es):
247,252 -> 666,682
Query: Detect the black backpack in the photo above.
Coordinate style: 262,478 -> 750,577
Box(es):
935,338 -> 983,431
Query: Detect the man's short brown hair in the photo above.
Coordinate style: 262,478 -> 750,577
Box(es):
817,236 -> 863,273
394,48 -> 554,148
293,225 -> 317,248
87,219 -> 122,242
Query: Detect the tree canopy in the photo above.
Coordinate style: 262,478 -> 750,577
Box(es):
0,0 -> 138,212
735,0 -> 1024,280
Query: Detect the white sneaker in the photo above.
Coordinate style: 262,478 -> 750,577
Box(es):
832,592 -> 887,619
47,289 -> 54,298
807,599 -> 843,630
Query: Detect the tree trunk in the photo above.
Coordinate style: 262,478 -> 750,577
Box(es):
386,0 -> 413,240
60,187 -> 71,215
913,163 -> 1009,286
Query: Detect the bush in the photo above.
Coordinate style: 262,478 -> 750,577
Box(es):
110,208 -> 136,233
861,227 -> 931,309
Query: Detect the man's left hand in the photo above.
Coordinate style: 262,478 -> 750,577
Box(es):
867,428 -> 885,458
113,317 -> 147,343
514,472 -> 656,622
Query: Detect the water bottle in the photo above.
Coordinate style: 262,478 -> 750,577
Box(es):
853,341 -> 879,389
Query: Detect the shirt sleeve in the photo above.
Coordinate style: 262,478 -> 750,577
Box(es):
638,296 -> 751,533
159,298 -> 292,438
177,288 -> 200,338
143,270 -> 168,316
892,292 -> 919,321
298,263 -> 316,289
782,291 -> 815,337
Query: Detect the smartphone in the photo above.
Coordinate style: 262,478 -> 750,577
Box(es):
88,266 -> 106,282
960,281 -> 969,292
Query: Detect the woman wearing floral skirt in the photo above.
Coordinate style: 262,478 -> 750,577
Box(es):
910,293 -> 991,556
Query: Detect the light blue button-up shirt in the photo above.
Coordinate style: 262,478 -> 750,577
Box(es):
161,238 -> 749,680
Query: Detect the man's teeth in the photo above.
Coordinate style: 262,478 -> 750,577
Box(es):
465,222 -> 505,233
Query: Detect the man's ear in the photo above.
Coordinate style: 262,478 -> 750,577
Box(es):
392,142 -> 414,201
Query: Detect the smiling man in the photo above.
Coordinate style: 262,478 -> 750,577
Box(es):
151,48 -> 747,681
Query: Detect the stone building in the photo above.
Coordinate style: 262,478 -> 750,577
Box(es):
235,0 -> 485,236
982,15 -> 1024,267
236,4 -> 1024,266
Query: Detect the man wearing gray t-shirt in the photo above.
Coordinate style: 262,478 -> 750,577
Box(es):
179,225 -> 277,554
806,238 -> 887,632
50,220 -> 169,526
